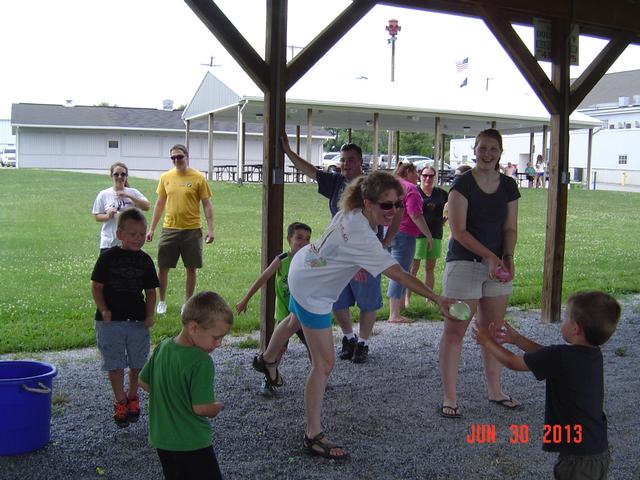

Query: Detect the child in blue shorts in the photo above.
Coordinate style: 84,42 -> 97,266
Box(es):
91,207 -> 159,427
236,222 -> 312,392
473,291 -> 621,480
139,291 -> 233,480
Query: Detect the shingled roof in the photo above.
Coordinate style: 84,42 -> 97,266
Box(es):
10,103 -> 329,136
576,70 -> 640,110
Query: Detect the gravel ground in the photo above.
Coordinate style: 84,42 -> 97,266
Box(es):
1,296 -> 638,480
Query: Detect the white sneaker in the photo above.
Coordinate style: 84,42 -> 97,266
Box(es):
156,301 -> 167,315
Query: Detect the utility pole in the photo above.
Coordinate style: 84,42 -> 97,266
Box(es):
485,76 -> 494,91
386,19 -> 401,82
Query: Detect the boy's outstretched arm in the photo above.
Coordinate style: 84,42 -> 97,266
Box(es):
235,257 -> 282,314
193,402 -> 224,418
497,321 -> 543,353
472,323 -> 529,371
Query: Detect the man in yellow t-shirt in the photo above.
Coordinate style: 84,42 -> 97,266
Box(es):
146,145 -> 215,315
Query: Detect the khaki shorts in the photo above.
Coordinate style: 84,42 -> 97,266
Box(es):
157,228 -> 203,269
442,260 -> 512,300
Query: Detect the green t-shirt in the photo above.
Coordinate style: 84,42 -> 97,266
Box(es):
275,252 -> 292,321
139,338 -> 215,451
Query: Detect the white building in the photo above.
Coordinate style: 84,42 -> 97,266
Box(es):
0,119 -> 15,150
10,103 -> 329,175
450,70 -> 640,187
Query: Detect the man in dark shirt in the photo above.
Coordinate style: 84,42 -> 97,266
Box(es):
282,136 -> 398,363
473,291 -> 621,480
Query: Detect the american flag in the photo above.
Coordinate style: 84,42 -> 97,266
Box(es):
455,57 -> 469,73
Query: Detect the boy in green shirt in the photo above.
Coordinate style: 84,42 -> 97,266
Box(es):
236,222 -> 312,394
139,291 -> 233,480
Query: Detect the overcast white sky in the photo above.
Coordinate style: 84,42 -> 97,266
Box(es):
1,0 -> 639,119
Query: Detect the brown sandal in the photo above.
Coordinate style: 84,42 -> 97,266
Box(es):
252,353 -> 283,387
303,432 -> 349,460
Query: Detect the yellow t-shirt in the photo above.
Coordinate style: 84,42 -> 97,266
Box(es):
157,167 -> 212,230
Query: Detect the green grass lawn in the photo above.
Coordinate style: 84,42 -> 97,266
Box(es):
1,169 -> 639,353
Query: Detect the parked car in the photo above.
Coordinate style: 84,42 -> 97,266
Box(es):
0,148 -> 16,167
321,152 -> 341,172
322,151 -> 372,173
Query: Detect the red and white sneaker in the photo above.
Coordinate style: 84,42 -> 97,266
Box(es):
113,400 -> 129,428
127,396 -> 140,423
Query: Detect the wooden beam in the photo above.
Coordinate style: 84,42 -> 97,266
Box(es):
260,0 -> 287,350
570,33 -> 631,112
295,125 -> 301,155
379,0 -> 640,42
184,0 -> 269,91
479,4 -> 560,114
541,18 -> 572,324
286,0 -> 376,89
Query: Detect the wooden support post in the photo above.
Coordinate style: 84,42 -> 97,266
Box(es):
207,113 -> 214,181
372,113 -> 379,171
528,129 -> 535,168
491,121 -> 496,129
395,130 -> 400,165
260,0 -> 287,349
387,131 -> 393,170
185,119 -> 191,151
306,108 -> 313,181
237,104 -> 245,185
434,117 -> 442,183
295,125 -> 301,155
541,19 -> 571,324
586,128 -> 593,190
347,128 -> 352,143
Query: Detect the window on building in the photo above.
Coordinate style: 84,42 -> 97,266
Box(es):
618,155 -> 627,165
626,123 -> 632,129
108,140 -> 119,149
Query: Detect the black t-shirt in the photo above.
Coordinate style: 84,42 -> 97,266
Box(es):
418,187 -> 448,240
316,169 -> 347,218
446,171 -> 520,262
524,344 -> 608,455
91,247 -> 160,321
316,169 -> 384,239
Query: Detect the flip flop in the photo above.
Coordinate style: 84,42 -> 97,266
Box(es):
440,405 -> 462,419
489,396 -> 520,410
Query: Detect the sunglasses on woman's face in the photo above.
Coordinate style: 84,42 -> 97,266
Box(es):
171,154 -> 185,161
421,174 -> 435,178
377,200 -> 404,210
112,172 -> 128,178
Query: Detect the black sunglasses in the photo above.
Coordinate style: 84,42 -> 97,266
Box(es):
171,154 -> 185,161
377,200 -> 404,210
421,173 -> 435,178
112,172 -> 128,178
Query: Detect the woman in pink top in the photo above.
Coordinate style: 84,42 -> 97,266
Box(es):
386,162 -> 434,323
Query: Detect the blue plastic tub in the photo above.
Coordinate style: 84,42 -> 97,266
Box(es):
0,360 -> 57,455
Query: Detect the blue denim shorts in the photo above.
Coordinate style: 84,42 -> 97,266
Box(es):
95,320 -> 150,371
288,296 -> 332,330
387,231 -> 417,299
332,271 -> 382,312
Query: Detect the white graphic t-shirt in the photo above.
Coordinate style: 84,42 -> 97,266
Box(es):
92,187 -> 148,249
289,209 -> 397,314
